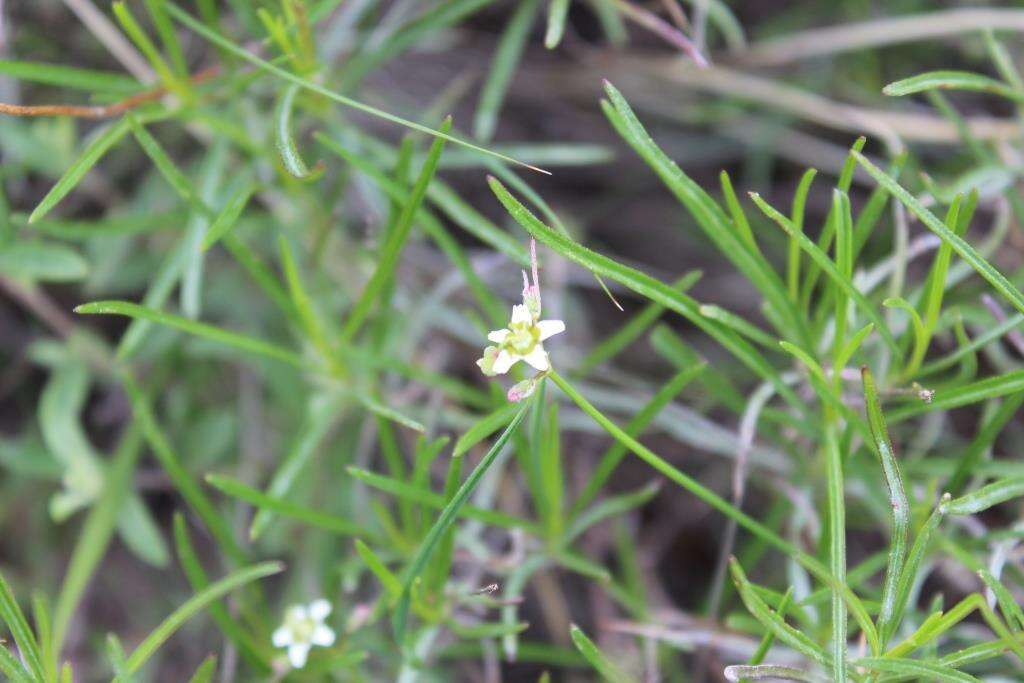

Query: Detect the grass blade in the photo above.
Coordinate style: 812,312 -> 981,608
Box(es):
75,300 -> 303,367
884,70 -> 1024,102
206,474 -> 365,538
120,561 -> 282,676
569,624 -> 635,683
474,0 -> 541,141
853,151 -> 1024,318
0,572 -> 45,681
342,117 -> 450,341
163,2 -> 548,174
392,400 -> 531,642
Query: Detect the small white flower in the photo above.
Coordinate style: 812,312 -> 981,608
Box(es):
477,241 -> 565,396
478,304 -> 565,376
272,599 -> 336,669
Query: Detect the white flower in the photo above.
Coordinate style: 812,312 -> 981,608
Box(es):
272,599 -> 336,669
478,303 -> 565,376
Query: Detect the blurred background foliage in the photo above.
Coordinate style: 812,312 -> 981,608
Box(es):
3,0 -> 1024,681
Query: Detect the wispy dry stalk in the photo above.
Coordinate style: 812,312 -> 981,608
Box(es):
0,66 -> 219,119
735,8 -> 1024,67
613,0 -> 709,67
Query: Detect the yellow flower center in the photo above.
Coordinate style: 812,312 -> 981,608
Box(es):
505,320 -> 540,355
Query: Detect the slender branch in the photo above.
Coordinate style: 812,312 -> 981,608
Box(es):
0,66 -> 219,119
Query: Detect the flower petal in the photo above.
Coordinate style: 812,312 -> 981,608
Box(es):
522,345 -> 550,371
288,642 -> 311,669
536,319 -> 565,341
487,329 -> 510,344
308,599 -> 331,621
491,349 -> 517,375
286,605 -> 307,622
272,625 -> 293,648
311,624 -> 336,647
511,304 -> 531,324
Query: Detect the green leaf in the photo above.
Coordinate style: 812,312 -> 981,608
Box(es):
0,643 -> 29,682
575,272 -> 702,376
544,0 -> 571,49
354,540 -> 402,600
474,0 -> 541,141
342,117 -> 451,341
347,466 -> 537,532
883,70 -> 1024,103
0,571 -> 45,681
75,300 -> 303,367
28,114 -> 132,222
888,370 -> 1024,422
601,81 -> 810,352
0,60 -> 140,94
853,151 -> 1024,318
163,1 -> 547,174
730,559 -> 830,668
171,514 -> 269,672
119,561 -> 282,676
392,400 -> 531,642
855,656 -> 981,682
945,478 -> 1024,515
275,84 -> 323,180
862,367 -> 910,645
453,402 -> 521,458
200,183 -> 255,251
571,363 -> 703,514
121,372 -> 246,566
186,656 -> 217,683
569,624 -> 635,683
205,473 -> 364,538
977,568 -> 1024,633
749,191 -> 899,356
0,241 -> 88,281
549,369 -> 880,653
51,426 -> 143,665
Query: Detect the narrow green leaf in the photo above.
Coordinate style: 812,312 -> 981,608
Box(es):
569,624 -> 635,683
0,60 -> 140,94
544,0 -> 571,49
453,402 -> 521,458
883,70 -> 1024,103
945,478 -> 1024,515
347,466 -> 538,532
861,367 -> 909,645
75,300 -> 303,367
856,656 -> 981,682
354,540 -> 402,600
0,241 -> 88,282
164,2 -> 547,174
474,0 -> 541,141
120,562 -> 283,676
393,401 -> 531,642
854,151 -> 1024,318
29,117 -> 133,223
206,474 -> 365,537
0,571 -> 45,681
730,559 -> 829,667
186,656 -> 217,683
200,183 -> 255,251
572,363 -> 703,514
275,84 -> 323,180
342,117 -> 451,341
749,191 -> 899,355
171,515 -> 270,673
602,81 -> 810,351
